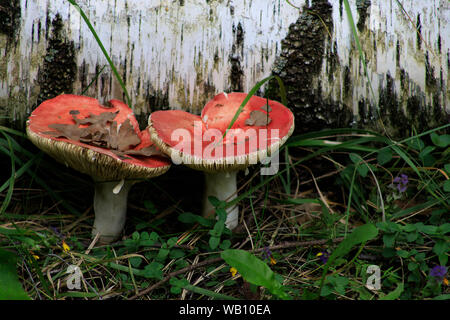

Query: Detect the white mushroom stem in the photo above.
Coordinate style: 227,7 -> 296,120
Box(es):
92,179 -> 135,243
203,171 -> 239,230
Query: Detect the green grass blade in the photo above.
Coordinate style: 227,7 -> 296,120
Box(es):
67,0 -> 132,107
0,133 -> 15,215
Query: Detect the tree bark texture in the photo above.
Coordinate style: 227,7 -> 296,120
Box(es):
0,0 -> 448,135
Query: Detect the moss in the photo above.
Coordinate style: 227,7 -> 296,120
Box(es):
228,22 -> 244,92
266,0 -> 352,134
0,92 -> 28,128
360,72 -> 449,137
0,0 -> 21,42
356,0 -> 371,32
37,14 -> 77,105
416,14 -> 422,50
146,87 -> 170,112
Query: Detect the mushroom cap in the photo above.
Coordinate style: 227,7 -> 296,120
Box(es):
148,92 -> 294,172
27,94 -> 171,181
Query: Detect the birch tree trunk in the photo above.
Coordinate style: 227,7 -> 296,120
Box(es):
0,0 -> 448,135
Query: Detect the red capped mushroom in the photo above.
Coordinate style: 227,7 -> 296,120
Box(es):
148,92 -> 294,230
27,94 -> 171,244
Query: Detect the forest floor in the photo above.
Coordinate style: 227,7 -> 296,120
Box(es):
0,126 -> 449,300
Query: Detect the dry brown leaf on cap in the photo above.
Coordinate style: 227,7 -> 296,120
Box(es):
108,121 -> 119,149
72,111 -> 119,126
46,123 -> 85,141
245,109 -> 272,126
116,119 -> 141,151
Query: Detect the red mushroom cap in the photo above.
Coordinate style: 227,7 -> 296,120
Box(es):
148,92 -> 294,172
27,94 -> 171,180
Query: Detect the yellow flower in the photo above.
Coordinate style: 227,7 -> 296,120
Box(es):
443,278 -> 449,286
230,267 -> 238,277
32,254 -> 39,260
270,257 -> 277,265
62,241 -> 70,252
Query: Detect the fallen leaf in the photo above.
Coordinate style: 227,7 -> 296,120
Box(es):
47,123 -> 85,141
46,110 -> 158,160
116,119 -> 141,151
72,111 -> 118,126
245,110 -> 271,126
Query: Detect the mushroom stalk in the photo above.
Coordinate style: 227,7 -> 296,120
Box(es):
203,171 -> 238,230
92,179 -> 135,243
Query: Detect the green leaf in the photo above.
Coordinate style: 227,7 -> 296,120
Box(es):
402,224 -> 417,232
415,223 -> 437,235
209,236 -> 220,250
383,233 -> 397,248
131,231 -> 140,241
167,237 -> 178,248
349,153 -> 368,177
379,284 -> 404,300
430,133 -> 450,148
419,146 -> 436,166
377,148 -> 393,165
156,248 -> 170,262
432,240 -> 448,256
209,221 -> 225,238
444,180 -> 450,192
139,231 -> 157,247
437,223 -> 450,234
143,200 -> 158,214
319,224 -> 378,293
221,249 -> 291,300
0,249 -> 30,300
219,240 -> 231,250
406,231 -> 419,242
129,257 -> 142,268
396,250 -> 409,258
143,262 -> 164,280
406,137 -> 425,150
408,262 -> 418,271
169,249 -> 185,259
207,196 -> 222,208
331,224 -> 379,262
178,212 -> 214,227
444,164 -> 450,174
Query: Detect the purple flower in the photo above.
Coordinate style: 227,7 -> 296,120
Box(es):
430,265 -> 447,280
317,251 -> 329,264
393,174 -> 409,193
262,246 -> 272,261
